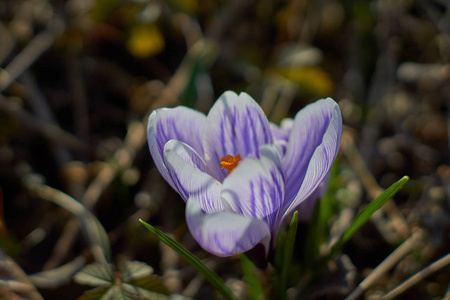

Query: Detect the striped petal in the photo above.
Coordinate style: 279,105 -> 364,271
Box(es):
164,140 -> 224,212
203,91 -> 273,181
280,98 -> 342,223
186,197 -> 271,257
148,107 -> 205,189
297,173 -> 330,222
221,144 -> 284,228
270,119 -> 293,156
270,119 -> 293,142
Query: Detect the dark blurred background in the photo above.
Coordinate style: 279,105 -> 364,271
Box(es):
0,0 -> 449,299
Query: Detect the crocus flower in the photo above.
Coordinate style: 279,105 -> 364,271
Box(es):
147,91 -> 342,257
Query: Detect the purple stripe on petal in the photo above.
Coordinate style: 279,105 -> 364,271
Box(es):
278,98 -> 341,228
164,140 -> 224,212
270,119 -> 293,143
203,91 -> 273,181
246,106 -> 259,155
219,118 -> 226,157
221,144 -> 284,229
258,111 -> 274,144
270,120 -> 293,157
186,198 -> 271,257
249,181 -> 257,218
148,107 -> 206,189
281,98 -> 341,209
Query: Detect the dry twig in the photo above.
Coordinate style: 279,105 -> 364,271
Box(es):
382,252 -> 450,300
345,229 -> 425,300
0,250 -> 44,300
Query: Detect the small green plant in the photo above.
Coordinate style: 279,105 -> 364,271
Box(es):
74,261 -> 170,300
140,176 -> 409,299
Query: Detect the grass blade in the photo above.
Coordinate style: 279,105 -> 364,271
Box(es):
241,254 -> 264,300
328,176 -> 409,260
302,198 -> 322,270
302,160 -> 340,270
139,219 -> 236,300
278,211 -> 298,300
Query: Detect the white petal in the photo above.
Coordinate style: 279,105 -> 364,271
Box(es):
164,140 -> 224,212
279,98 -> 342,225
203,91 -> 273,181
221,144 -> 284,228
186,198 -> 271,257
147,107 -> 205,189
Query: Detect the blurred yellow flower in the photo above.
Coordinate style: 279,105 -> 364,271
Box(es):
277,66 -> 334,96
127,24 -> 165,58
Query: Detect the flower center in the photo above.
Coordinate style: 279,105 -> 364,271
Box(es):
220,154 -> 241,175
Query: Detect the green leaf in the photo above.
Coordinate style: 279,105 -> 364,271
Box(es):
78,286 -> 111,300
75,261 -> 169,300
302,159 -> 340,269
84,213 -> 113,263
278,211 -> 299,300
302,198 -> 323,269
274,230 -> 286,273
99,286 -> 123,300
122,283 -> 169,299
128,276 -> 170,296
74,263 -> 115,287
121,261 -> 154,282
241,254 -> 264,300
139,219 -> 236,300
327,176 -> 409,260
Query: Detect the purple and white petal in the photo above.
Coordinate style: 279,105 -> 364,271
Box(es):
297,173 -> 330,221
203,91 -> 273,181
270,123 -> 287,142
164,140 -> 224,212
296,189 -> 320,222
186,198 -> 271,257
221,144 -> 284,228
270,122 -> 291,155
281,98 -> 342,210
280,98 -> 342,222
148,107 -> 206,189
270,118 -> 293,142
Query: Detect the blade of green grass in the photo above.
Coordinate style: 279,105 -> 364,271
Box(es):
241,254 -> 264,300
302,160 -> 340,271
327,176 -> 409,261
302,198 -> 322,270
274,230 -> 286,273
139,219 -> 236,300
278,211 -> 298,300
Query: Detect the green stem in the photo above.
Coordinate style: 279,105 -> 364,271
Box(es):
139,219 -> 236,300
278,211 -> 299,300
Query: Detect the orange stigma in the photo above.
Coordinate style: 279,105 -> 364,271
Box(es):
220,154 -> 241,175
